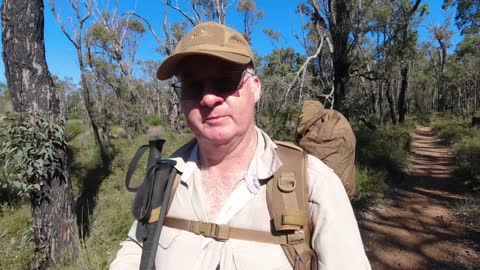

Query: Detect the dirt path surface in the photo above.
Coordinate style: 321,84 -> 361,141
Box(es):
358,126 -> 480,270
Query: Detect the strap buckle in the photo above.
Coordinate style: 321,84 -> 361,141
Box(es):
278,172 -> 296,192
196,222 -> 229,241
287,230 -> 305,245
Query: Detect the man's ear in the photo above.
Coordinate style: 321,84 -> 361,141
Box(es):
252,76 -> 262,103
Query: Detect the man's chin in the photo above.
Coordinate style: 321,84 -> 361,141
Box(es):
195,129 -> 236,146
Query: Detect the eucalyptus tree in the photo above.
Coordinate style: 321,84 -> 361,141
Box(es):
442,0 -> 479,115
363,0 -> 427,124
236,0 -> 264,43
450,35 -> 480,115
138,60 -> 168,117
48,0 -> 110,161
429,19 -> 454,111
85,10 -> 147,138
1,0 -> 77,268
258,48 -> 305,113
298,0 -> 356,113
443,0 -> 480,34
394,0 -> 424,123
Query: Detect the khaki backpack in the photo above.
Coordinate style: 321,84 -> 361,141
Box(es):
297,100 -> 356,199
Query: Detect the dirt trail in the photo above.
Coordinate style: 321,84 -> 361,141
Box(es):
358,126 -> 480,270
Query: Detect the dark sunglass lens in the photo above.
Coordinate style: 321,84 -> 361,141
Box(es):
215,73 -> 242,95
178,71 -> 246,100
181,80 -> 203,100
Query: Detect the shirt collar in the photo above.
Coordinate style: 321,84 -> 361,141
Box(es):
254,127 -> 283,180
174,127 -> 283,190
178,143 -> 198,184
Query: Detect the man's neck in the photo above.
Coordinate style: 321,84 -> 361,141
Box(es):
197,126 -> 258,173
197,126 -> 258,221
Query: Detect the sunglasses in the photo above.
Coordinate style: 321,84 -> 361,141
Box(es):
171,70 -> 254,100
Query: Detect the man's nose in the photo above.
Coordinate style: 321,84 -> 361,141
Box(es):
199,81 -> 224,107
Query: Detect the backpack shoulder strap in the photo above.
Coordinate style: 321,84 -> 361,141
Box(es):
165,138 -> 197,212
166,173 -> 182,214
269,141 -> 317,270
268,141 -> 308,231
146,139 -> 197,223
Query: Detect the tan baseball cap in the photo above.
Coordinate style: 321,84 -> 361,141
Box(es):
156,21 -> 254,80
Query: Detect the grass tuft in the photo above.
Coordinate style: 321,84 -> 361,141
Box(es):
451,195 -> 480,232
65,120 -> 87,141
0,204 -> 34,270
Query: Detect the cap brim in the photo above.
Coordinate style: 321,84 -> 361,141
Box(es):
156,51 -> 252,80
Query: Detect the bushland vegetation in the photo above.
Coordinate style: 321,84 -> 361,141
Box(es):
1,0 -> 480,268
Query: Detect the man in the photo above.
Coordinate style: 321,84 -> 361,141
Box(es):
111,22 -> 370,270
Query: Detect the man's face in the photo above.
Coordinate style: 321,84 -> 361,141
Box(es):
176,55 -> 261,146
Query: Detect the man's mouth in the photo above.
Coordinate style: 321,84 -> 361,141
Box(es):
205,115 -> 227,124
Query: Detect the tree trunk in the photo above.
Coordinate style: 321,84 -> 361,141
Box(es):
398,66 -> 408,123
379,83 -> 384,124
78,50 -> 109,162
329,0 -> 353,114
333,65 -> 349,112
385,82 -> 397,125
169,99 -> 180,131
1,0 -> 77,268
309,0 -> 352,114
474,74 -> 478,113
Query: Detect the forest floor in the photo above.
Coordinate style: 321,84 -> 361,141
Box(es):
358,126 -> 480,269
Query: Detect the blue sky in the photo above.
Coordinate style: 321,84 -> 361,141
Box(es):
0,0 -> 461,85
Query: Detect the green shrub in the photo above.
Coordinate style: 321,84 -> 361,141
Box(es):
453,135 -> 480,191
413,111 -> 433,126
351,124 -> 413,208
0,113 -> 68,196
432,113 -> 480,192
353,166 -> 388,209
110,125 -> 127,139
451,195 -> 480,231
144,114 -> 163,126
262,105 -> 300,142
355,124 -> 411,177
431,116 -> 472,145
65,120 -> 86,141
0,204 -> 34,270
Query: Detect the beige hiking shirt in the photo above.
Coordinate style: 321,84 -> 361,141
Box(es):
110,128 -> 371,270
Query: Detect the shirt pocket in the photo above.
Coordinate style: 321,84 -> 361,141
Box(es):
232,242 -> 292,270
158,226 -> 182,249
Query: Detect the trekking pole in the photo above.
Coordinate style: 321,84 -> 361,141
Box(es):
137,138 -> 177,270
146,138 -> 165,172
140,159 -> 176,270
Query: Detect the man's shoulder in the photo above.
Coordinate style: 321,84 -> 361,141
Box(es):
305,153 -> 339,184
170,138 -> 197,159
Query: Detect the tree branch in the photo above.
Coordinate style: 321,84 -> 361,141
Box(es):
281,35 -> 326,109
122,11 -> 164,47
161,0 -> 197,26
47,0 -> 78,48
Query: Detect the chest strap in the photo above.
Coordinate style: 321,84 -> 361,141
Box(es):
164,217 -> 305,245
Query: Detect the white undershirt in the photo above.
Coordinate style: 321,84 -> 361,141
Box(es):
179,142 -> 261,249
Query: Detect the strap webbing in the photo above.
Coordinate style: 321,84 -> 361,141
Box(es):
164,217 -> 294,245
145,173 -> 183,223
268,141 -> 308,231
271,141 -> 316,270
